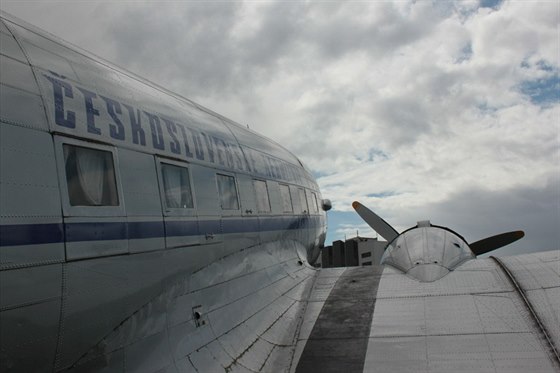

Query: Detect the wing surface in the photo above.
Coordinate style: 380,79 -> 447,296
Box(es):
292,251 -> 560,372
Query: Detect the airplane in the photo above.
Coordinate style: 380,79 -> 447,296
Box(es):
0,10 -> 558,373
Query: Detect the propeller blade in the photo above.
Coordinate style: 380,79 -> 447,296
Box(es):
352,201 -> 399,242
469,230 -> 525,256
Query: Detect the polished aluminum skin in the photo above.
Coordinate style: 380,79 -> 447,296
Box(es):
292,252 -> 559,373
365,251 -> 560,372
0,11 -> 325,372
381,221 -> 474,282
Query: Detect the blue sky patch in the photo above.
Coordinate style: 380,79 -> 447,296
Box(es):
479,0 -> 502,9
366,191 -> 396,198
519,75 -> 560,106
456,43 -> 473,63
326,211 -> 372,244
313,170 -> 332,179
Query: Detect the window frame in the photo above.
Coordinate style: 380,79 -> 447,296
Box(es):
216,172 -> 240,212
155,157 -> 197,217
278,183 -> 293,213
305,189 -> 320,215
54,136 -> 125,217
297,187 -> 308,214
253,179 -> 271,213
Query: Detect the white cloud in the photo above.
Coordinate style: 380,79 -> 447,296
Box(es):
335,223 -> 377,241
2,0 -> 558,251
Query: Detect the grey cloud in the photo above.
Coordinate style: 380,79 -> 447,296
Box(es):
304,2 -> 442,60
238,2 -> 307,68
370,96 -> 432,146
98,2 -> 449,98
103,3 -> 243,96
400,173 -> 560,256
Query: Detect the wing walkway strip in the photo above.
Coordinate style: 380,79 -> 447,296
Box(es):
490,256 -> 560,368
295,266 -> 383,373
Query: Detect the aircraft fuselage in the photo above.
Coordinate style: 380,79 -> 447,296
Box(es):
0,12 -> 326,371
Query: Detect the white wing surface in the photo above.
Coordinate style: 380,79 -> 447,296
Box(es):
292,251 -> 560,372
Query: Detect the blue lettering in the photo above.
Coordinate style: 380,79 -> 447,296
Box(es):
100,96 -> 125,140
177,124 -> 194,158
245,148 -> 257,173
200,132 -> 214,163
224,142 -> 234,169
144,112 -> 165,150
189,129 -> 205,161
77,88 -> 101,135
212,136 -> 226,166
231,145 -> 245,171
162,118 -> 180,154
44,75 -> 75,128
278,161 -> 285,180
263,155 -> 272,177
271,158 -> 281,179
266,157 -> 275,178
123,104 -> 146,146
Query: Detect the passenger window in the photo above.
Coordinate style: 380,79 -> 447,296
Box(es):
279,184 -> 293,213
161,163 -> 194,209
253,179 -> 271,212
298,188 -> 308,213
312,192 -> 319,213
63,144 -> 118,206
217,174 -> 239,210
305,190 -> 317,213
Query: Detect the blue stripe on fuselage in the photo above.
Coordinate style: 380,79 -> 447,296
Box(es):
0,216 -> 322,247
0,223 -> 64,246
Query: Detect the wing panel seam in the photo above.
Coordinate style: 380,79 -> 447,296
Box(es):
490,256 -> 560,369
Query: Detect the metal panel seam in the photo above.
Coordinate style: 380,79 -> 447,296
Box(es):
52,263 -> 67,371
490,256 -> 560,368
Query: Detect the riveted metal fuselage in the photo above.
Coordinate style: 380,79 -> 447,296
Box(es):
0,12 -> 326,371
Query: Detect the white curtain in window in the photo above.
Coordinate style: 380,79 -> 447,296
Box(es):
163,165 -> 183,208
76,147 -> 105,205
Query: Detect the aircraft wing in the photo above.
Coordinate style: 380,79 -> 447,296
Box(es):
292,250 -> 560,372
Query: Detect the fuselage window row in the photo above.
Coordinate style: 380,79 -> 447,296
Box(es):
59,139 -> 320,217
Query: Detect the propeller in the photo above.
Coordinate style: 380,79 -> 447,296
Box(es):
469,231 -> 525,256
352,200 -> 525,256
352,201 -> 398,243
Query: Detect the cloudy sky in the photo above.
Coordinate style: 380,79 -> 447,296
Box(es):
2,0 -> 558,256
